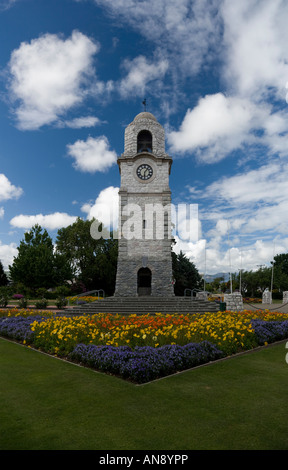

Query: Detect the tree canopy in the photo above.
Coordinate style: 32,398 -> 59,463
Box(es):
0,260 -> 8,287
55,217 -> 118,295
172,251 -> 202,295
9,224 -> 72,291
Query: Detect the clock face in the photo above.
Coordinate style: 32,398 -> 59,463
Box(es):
136,164 -> 153,180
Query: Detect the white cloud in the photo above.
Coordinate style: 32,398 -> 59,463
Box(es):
93,0 -> 221,77
67,136 -> 117,173
0,241 -> 18,270
89,0 -> 288,109
215,219 -> 229,237
10,212 -> 77,230
0,174 -> 23,202
168,90 -> 288,163
0,0 -> 18,11
222,0 -> 288,100
173,234 -> 288,276
81,186 -> 119,229
159,1 -> 288,164
178,156 -> 288,275
58,116 -> 101,129
244,201 -> 288,235
204,162 -> 288,206
8,30 -> 99,130
0,207 -> 4,219
118,55 -> 168,98
183,159 -> 288,273
168,93 -> 264,162
172,203 -> 201,243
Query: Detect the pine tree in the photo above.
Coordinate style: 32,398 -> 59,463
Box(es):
9,224 -> 72,290
172,251 -> 201,295
0,260 -> 8,286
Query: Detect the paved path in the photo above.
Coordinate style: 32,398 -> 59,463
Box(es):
243,302 -> 288,313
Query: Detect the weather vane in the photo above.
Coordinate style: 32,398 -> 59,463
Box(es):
142,98 -> 147,111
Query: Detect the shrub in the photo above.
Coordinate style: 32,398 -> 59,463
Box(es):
36,288 -> 48,299
18,297 -> 28,308
55,285 -> 71,297
35,298 -> 48,309
0,287 -> 11,307
55,297 -> 67,309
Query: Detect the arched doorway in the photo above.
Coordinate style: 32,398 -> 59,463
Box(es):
137,267 -> 152,296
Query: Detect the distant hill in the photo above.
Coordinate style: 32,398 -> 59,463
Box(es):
204,272 -> 229,282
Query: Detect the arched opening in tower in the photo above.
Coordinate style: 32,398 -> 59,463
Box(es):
137,130 -> 152,153
137,267 -> 152,296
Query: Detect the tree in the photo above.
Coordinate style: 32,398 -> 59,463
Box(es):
172,251 -> 202,296
55,218 -> 118,295
240,267 -> 272,297
272,253 -> 288,291
273,253 -> 288,276
0,261 -> 8,287
206,276 -> 225,293
9,225 -> 72,291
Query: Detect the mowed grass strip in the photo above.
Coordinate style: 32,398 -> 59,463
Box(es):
0,337 -> 288,450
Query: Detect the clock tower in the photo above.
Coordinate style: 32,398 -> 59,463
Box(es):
114,111 -> 174,297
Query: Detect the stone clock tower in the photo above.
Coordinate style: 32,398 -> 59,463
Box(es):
114,111 -> 174,297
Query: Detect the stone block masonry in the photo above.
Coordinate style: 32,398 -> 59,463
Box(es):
114,259 -> 174,297
115,111 -> 174,297
224,293 -> 244,311
124,113 -> 166,157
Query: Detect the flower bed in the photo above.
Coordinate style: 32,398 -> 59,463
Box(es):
67,296 -> 103,305
0,308 -> 55,318
0,315 -> 44,343
69,341 -> 223,383
243,297 -> 262,303
1,309 -> 288,383
251,319 -> 288,344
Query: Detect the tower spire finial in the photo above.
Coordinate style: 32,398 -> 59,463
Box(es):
142,98 -> 147,112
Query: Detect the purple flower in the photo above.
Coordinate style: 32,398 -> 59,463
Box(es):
68,341 -> 223,383
251,319 -> 288,344
0,315 -> 45,342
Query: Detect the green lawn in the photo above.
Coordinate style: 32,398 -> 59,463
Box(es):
0,337 -> 288,450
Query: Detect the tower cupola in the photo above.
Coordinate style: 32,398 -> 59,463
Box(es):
123,112 -> 166,157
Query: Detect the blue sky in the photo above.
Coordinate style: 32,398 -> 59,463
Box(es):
1,0 -> 288,277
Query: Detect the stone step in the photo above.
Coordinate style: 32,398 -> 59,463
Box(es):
70,298 -> 213,304
67,296 -> 219,315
